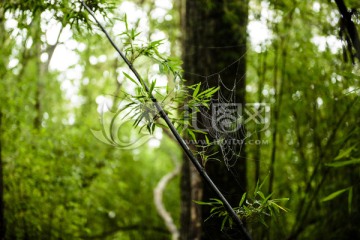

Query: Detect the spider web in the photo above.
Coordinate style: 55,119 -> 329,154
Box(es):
186,58 -> 248,169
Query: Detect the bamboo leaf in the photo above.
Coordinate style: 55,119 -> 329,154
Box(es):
197,86 -> 219,97
272,198 -> 289,202
254,179 -> 260,196
187,129 -> 196,141
193,200 -> 213,205
205,135 -> 210,145
124,14 -> 129,31
123,72 -> 139,86
192,129 -> 207,134
221,215 -> 228,230
211,206 -> 224,215
321,188 -> 350,202
193,83 -> 201,97
334,146 -> 356,160
149,79 -> 156,95
210,198 -> 224,205
259,174 -> 269,190
262,193 -> 274,204
205,86 -> 220,97
239,193 -> 247,207
257,191 -> 265,200
325,158 -> 360,168
269,201 -> 289,212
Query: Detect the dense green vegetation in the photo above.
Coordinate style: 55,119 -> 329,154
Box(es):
0,0 -> 359,239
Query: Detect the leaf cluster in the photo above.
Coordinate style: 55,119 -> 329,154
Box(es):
120,15 -> 164,64
320,145 -> 359,213
111,17 -> 222,142
195,176 -> 289,230
3,0 -> 115,31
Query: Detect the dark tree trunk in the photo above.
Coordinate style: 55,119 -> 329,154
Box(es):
0,111 -> 5,240
335,0 -> 360,61
181,0 -> 248,239
0,7 -> 6,239
33,13 -> 43,129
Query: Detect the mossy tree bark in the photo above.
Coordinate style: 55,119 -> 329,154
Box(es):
181,0 -> 248,239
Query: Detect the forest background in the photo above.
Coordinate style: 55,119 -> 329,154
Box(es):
0,0 -> 359,239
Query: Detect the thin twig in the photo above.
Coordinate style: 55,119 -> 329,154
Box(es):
80,1 -> 252,239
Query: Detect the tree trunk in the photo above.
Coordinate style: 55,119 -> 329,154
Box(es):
0,111 -> 5,240
181,0 -> 248,239
0,6 -> 6,239
335,0 -> 360,61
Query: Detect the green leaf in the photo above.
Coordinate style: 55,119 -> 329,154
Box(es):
239,192 -> 247,207
334,146 -> 356,160
124,14 -> 129,31
259,174 -> 269,190
146,122 -> 155,134
205,135 -> 210,145
254,179 -> 260,196
262,193 -> 274,204
325,158 -> 360,168
243,205 -> 250,213
269,201 -> 289,212
149,79 -> 156,95
150,39 -> 163,47
130,29 -> 140,40
257,191 -> 265,200
271,198 -> 289,202
187,129 -> 196,141
253,175 -> 269,197
123,72 -> 139,86
197,86 -> 219,97
192,129 -> 207,134
221,215 -> 228,230
210,206 -> 222,213
202,102 -> 209,109
210,198 -> 224,205
133,112 -> 145,128
193,83 -> 201,97
205,86 -> 220,97
193,200 -> 213,205
321,188 -> 350,202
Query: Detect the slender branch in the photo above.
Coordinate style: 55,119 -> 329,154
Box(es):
80,1 -> 252,239
268,36 -> 279,195
44,24 -> 64,72
154,157 -> 181,240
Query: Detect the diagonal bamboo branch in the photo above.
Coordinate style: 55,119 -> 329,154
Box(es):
80,1 -> 252,239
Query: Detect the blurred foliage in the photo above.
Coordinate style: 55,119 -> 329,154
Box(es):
0,0 -> 181,239
246,1 -> 360,239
